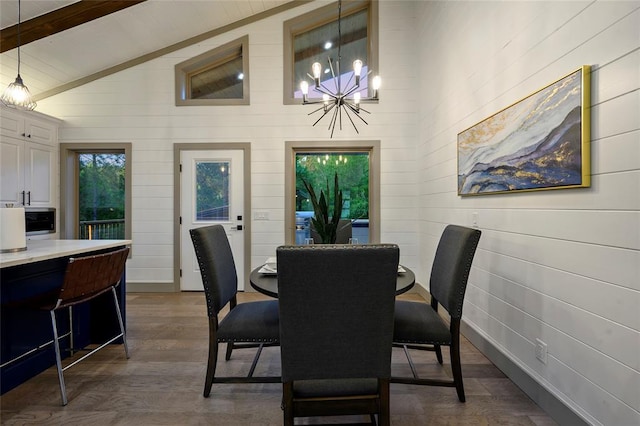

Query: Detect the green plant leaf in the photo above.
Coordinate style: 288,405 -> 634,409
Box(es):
301,172 -> 344,243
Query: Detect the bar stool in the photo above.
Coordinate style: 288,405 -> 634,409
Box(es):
37,247 -> 130,405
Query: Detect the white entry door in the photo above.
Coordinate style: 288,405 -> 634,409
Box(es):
180,149 -> 245,291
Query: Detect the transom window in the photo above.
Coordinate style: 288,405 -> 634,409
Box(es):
175,35 -> 249,106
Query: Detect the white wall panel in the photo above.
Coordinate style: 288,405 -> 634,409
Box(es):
592,131 -> 640,174
470,254 -> 640,370
416,0 -> 640,424
479,229 -> 640,293
464,300 -> 639,426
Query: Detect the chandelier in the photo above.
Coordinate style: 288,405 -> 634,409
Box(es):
299,0 -> 380,138
1,0 -> 37,111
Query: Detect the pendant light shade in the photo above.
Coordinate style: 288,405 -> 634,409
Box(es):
1,0 -> 37,111
1,74 -> 36,111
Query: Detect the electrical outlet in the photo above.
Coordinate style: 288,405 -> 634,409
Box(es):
535,338 -> 548,364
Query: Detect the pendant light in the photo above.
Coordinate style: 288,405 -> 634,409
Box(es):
1,0 -> 37,111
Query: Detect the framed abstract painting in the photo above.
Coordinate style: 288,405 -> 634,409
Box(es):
457,65 -> 591,196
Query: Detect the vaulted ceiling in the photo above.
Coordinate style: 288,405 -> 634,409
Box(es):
0,0 -> 308,102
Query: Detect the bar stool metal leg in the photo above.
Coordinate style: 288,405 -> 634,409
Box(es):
111,287 -> 130,358
68,306 -> 74,356
50,311 -> 68,406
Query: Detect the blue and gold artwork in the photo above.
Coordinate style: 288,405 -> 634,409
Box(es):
458,66 -> 590,195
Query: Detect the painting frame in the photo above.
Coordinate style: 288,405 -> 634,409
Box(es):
457,65 -> 591,196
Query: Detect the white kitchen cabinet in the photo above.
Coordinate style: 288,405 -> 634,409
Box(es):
0,108 -> 60,208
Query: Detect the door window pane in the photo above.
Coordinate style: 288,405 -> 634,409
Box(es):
195,161 -> 230,221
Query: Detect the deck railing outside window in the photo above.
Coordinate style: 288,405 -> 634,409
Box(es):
79,219 -> 125,240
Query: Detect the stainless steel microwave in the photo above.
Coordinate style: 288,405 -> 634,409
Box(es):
25,207 -> 56,235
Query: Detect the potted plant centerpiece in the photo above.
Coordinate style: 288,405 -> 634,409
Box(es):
302,172 -> 344,244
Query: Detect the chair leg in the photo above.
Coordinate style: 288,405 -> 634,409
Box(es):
50,311 -> 68,406
378,379 -> 390,426
450,323 -> 465,402
282,382 -> 294,426
435,344 -> 443,364
203,318 -> 218,397
111,287 -> 130,358
225,342 -> 234,360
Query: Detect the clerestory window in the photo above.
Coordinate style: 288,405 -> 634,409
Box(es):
283,0 -> 378,105
175,35 -> 249,106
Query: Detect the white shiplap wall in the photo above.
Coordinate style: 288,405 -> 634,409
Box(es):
35,2 -> 419,286
415,1 -> 639,425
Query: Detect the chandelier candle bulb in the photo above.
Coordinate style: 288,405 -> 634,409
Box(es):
353,60 -> 363,86
312,62 -> 322,86
372,76 -> 381,99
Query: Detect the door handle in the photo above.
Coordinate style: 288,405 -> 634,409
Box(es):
230,225 -> 243,231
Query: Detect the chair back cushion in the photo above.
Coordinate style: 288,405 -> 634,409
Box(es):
190,225 -> 238,316
57,247 -> 129,308
277,244 -> 399,383
430,225 -> 481,318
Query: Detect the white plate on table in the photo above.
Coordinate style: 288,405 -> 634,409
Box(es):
258,264 -> 277,275
258,257 -> 277,275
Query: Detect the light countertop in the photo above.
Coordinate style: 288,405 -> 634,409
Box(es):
0,239 -> 132,269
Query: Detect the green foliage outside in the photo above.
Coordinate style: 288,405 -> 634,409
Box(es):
195,162 -> 229,220
296,153 -> 369,220
79,154 -> 125,221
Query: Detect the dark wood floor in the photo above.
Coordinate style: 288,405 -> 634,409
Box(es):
1,292 -> 557,425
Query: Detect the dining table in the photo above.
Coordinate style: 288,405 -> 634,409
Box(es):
249,261 -> 415,298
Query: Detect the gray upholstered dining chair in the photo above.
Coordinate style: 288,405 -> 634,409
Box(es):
276,244 -> 399,426
392,224 -> 481,402
190,225 -> 280,397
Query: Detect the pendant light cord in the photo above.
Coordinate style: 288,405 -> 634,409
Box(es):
17,0 -> 22,76
337,0 -> 342,93
337,0 -> 342,63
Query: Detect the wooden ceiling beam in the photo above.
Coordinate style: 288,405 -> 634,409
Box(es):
0,0 -> 147,54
